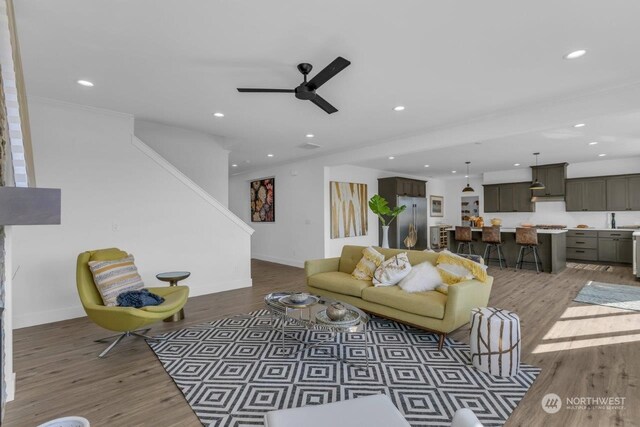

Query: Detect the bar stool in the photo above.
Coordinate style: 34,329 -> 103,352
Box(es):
455,226 -> 476,255
515,227 -> 543,273
482,226 -> 507,269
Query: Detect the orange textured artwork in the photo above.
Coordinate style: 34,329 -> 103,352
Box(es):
330,181 -> 368,239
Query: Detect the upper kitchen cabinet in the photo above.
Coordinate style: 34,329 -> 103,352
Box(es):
606,174 -> 640,211
484,184 -> 500,213
531,163 -> 567,197
379,177 -> 427,198
565,178 -> 606,211
483,182 -> 533,213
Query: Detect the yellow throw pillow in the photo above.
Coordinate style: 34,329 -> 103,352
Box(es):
88,255 -> 145,306
352,246 -> 385,281
437,263 -> 473,285
436,250 -> 488,283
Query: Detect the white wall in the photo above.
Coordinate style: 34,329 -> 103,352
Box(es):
229,160 -> 326,268
134,120 -> 230,206
11,98 -> 252,328
229,162 -> 437,265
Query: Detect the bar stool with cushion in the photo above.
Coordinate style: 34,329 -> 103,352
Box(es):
455,226 -> 476,255
482,226 -> 507,269
515,227 -> 543,273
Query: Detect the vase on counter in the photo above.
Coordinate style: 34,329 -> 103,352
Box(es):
381,225 -> 390,248
611,213 -> 616,229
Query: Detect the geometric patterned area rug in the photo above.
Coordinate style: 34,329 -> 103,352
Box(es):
567,262 -> 613,272
148,310 -> 540,427
574,281 -> 640,312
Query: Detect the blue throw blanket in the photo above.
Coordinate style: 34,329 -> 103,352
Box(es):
117,289 -> 165,308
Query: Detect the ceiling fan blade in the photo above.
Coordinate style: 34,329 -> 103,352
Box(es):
306,56 -> 351,90
311,94 -> 338,114
237,88 -> 294,93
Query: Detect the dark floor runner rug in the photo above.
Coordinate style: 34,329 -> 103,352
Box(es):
148,310 -> 540,427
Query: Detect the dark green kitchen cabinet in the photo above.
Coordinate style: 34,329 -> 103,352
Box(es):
597,231 -> 633,264
628,176 -> 640,210
531,163 -> 567,197
484,185 -> 500,213
483,182 -> 533,213
565,178 -> 606,211
498,184 -> 515,212
606,175 -> 640,211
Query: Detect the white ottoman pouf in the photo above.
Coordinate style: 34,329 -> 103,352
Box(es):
469,307 -> 521,377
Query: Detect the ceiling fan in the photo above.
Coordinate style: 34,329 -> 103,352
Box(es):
237,56 -> 351,114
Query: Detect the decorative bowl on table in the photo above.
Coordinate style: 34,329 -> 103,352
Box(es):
326,302 -> 348,321
289,292 -> 309,303
490,218 -> 502,226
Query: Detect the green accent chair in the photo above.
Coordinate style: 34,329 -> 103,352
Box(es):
76,248 -> 189,358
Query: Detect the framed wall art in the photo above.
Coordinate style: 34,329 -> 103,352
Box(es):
250,178 -> 275,222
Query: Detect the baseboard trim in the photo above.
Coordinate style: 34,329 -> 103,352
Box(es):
14,277 -> 253,329
5,372 -> 15,402
252,254 -> 304,268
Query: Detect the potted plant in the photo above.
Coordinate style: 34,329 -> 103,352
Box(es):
368,194 -> 406,248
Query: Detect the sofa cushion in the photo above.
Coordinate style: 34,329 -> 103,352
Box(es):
339,245 -> 438,274
88,255 -> 145,306
362,286 -> 447,319
308,271 -> 373,298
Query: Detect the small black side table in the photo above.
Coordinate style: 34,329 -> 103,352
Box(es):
156,271 -> 190,322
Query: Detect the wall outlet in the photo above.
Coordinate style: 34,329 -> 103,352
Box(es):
112,222 -> 120,232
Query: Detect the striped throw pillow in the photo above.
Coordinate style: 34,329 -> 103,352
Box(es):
88,255 -> 145,306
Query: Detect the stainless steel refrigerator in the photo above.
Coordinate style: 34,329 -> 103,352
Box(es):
392,196 -> 430,250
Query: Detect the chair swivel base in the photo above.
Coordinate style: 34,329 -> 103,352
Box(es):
94,328 -> 162,358
164,308 -> 185,322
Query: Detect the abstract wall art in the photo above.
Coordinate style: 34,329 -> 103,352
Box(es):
330,181 -> 368,239
250,178 -> 275,222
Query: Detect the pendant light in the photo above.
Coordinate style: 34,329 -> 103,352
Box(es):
529,152 -> 545,190
462,161 -> 475,192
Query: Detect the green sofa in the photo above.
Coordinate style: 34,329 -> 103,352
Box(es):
305,245 -> 493,350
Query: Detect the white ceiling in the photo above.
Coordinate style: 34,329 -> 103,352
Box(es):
14,0 -> 640,173
355,110 -> 640,178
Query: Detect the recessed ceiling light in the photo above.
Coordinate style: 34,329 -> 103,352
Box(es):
213,112 -> 225,118
267,154 -> 274,158
598,153 -> 606,157
514,163 -> 521,166
231,164 -> 238,167
573,123 -> 586,128
77,79 -> 94,87
465,175 -> 469,178
388,156 -> 395,160
424,164 -> 430,168
589,141 -> 598,145
393,106 -> 405,111
451,170 -> 457,174
564,49 -> 587,60
305,134 -> 314,138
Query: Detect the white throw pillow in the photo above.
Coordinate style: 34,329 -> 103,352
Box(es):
373,253 -> 412,286
398,261 -> 442,293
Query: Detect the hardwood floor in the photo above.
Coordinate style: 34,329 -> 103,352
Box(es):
4,260 -> 639,426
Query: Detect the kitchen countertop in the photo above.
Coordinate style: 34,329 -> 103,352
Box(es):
566,227 -> 640,232
445,227 -> 567,234
633,231 -> 640,237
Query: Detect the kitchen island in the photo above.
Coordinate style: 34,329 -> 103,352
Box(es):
446,227 -> 567,273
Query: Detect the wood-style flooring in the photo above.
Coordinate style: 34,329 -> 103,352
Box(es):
4,260 -> 639,426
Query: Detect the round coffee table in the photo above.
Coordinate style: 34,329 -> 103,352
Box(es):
157,271 -> 190,322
